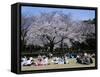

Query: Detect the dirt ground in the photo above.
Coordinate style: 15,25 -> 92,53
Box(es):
21,58 -> 95,71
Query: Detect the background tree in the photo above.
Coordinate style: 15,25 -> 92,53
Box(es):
22,11 -> 95,54
21,15 -> 36,51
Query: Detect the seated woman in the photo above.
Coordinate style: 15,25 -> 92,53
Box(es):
34,55 -> 44,66
43,56 -> 48,65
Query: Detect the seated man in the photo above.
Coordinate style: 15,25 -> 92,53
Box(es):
26,58 -> 33,66
58,57 -> 64,64
21,56 -> 27,66
53,57 -> 59,64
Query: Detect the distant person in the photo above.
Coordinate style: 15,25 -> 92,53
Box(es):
64,55 -> 69,64
21,56 -> 27,66
76,53 -> 93,64
49,53 -> 53,58
26,58 -> 32,66
29,57 -> 33,61
35,55 -> 44,66
53,57 -> 59,64
43,56 -> 48,65
58,57 -> 64,64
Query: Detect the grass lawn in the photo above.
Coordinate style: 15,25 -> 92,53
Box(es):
21,58 -> 95,71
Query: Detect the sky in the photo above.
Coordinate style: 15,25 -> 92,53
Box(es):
21,6 -> 95,21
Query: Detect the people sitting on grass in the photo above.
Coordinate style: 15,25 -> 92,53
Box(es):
21,56 -> 27,66
21,56 -> 34,66
26,57 -> 33,66
34,55 -> 43,66
21,52 -> 94,66
76,52 -> 93,65
34,55 -> 49,66
52,56 -> 69,64
52,57 -> 59,64
43,55 -> 48,65
64,55 -> 69,64
58,57 -> 64,64
21,55 -> 69,66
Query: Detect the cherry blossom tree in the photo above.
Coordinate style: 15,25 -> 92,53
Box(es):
22,12 -> 95,52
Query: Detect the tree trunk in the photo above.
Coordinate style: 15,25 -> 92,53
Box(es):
21,36 -> 25,51
49,43 -> 54,53
60,38 -> 64,52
